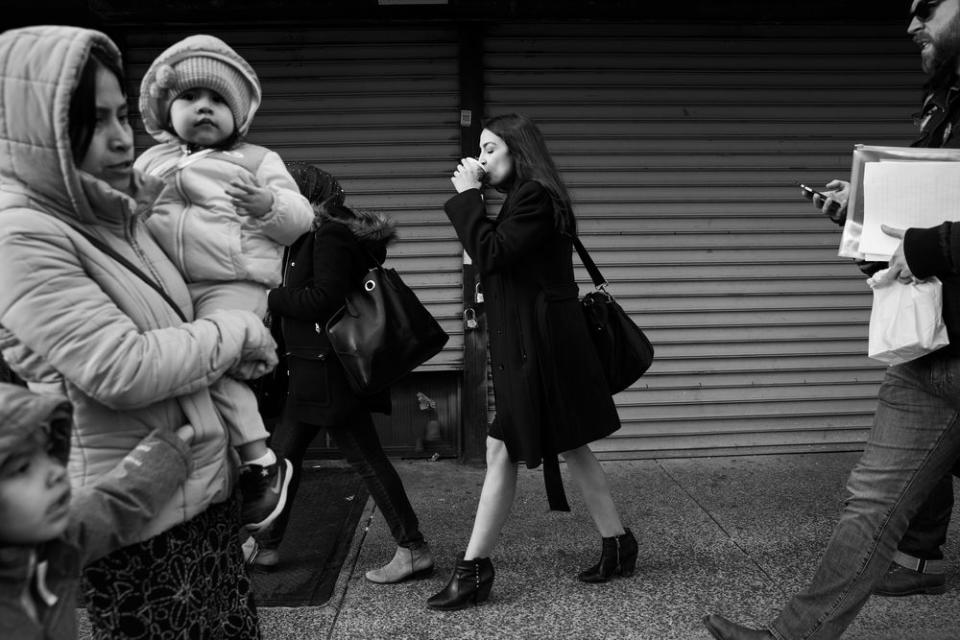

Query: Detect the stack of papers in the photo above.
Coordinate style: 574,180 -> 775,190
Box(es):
840,146 -> 960,260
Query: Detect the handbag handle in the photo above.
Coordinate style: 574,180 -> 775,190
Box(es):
70,226 -> 188,323
569,234 -> 608,290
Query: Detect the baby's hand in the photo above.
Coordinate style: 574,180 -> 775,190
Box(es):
229,357 -> 276,380
228,173 -> 274,218
230,320 -> 279,380
175,424 -> 195,444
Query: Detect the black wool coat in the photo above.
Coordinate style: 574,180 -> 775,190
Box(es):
267,221 -> 391,426
445,181 -> 620,493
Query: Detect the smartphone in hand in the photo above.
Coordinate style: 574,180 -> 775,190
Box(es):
799,183 -> 841,213
799,183 -> 827,200
800,184 -> 847,226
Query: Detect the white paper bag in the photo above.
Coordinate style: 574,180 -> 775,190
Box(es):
867,272 -> 949,365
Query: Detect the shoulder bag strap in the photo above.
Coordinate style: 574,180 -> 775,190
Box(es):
356,239 -> 383,272
71,227 -> 188,323
570,234 -> 607,290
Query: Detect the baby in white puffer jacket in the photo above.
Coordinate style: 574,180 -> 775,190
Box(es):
135,34 -> 314,533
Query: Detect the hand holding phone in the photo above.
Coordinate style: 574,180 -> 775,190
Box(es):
799,183 -> 828,200
799,182 -> 844,224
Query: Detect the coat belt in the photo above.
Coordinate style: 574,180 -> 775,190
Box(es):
542,283 -> 579,302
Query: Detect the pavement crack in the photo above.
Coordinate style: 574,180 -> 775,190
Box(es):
327,499 -> 377,639
654,459 -> 786,596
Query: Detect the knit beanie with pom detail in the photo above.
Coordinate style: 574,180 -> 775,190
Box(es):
140,34 -> 261,144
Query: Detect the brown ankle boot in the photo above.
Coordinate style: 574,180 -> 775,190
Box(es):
365,542 -> 434,584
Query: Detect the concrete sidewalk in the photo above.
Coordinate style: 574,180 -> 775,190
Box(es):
257,453 -> 960,640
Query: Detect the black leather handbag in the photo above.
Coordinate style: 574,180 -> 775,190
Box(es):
572,235 -> 654,394
326,264 -> 449,396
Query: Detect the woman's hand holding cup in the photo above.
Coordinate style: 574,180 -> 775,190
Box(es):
451,157 -> 485,193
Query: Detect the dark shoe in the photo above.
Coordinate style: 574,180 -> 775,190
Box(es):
241,536 -> 280,571
577,528 -> 638,583
873,561 -> 947,597
426,554 -> 494,611
365,543 -> 435,584
239,458 -> 293,532
702,615 -> 773,640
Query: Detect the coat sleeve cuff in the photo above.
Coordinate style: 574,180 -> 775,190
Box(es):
444,189 -> 483,217
144,427 -> 193,470
904,223 -> 954,279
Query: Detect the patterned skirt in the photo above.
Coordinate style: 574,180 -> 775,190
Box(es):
82,497 -> 260,640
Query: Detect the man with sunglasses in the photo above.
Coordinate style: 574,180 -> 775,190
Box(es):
802,0 -> 960,606
704,2 -> 960,638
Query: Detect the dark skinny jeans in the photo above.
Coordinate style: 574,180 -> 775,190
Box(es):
260,407 -> 425,550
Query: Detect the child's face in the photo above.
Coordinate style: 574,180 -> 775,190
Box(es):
169,87 -> 236,147
0,442 -> 71,545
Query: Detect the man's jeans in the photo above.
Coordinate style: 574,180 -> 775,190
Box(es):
898,470 -> 954,560
771,351 -> 960,640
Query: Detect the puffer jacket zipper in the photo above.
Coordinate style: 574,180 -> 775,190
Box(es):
172,168 -> 190,275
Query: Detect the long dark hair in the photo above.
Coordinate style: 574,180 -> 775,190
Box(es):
483,113 -> 576,235
68,45 -> 126,163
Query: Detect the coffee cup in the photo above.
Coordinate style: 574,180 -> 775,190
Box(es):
465,157 -> 486,182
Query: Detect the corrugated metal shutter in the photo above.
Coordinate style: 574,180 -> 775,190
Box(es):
484,21 -> 919,457
121,25 -> 464,370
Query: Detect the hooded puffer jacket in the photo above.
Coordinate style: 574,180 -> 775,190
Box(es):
135,34 -> 314,287
0,26 -> 272,541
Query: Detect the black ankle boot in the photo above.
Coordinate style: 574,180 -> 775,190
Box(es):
577,528 -> 638,583
426,554 -> 495,611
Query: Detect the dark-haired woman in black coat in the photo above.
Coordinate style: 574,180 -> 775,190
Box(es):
249,165 -> 433,584
427,114 -> 635,611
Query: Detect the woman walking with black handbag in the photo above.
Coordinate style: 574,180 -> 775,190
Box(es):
248,164 -> 434,583
427,113 -> 635,611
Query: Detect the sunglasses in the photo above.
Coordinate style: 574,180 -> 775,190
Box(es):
913,0 -> 943,22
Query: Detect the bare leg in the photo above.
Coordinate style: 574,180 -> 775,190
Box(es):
464,437 -> 518,560
562,445 -> 625,538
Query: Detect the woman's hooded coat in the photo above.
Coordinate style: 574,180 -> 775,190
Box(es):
268,206 -> 398,424
0,26 -> 257,541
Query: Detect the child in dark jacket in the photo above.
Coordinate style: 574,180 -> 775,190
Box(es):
0,383 -> 194,639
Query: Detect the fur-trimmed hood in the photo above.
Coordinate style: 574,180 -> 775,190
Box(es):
315,204 -> 398,258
